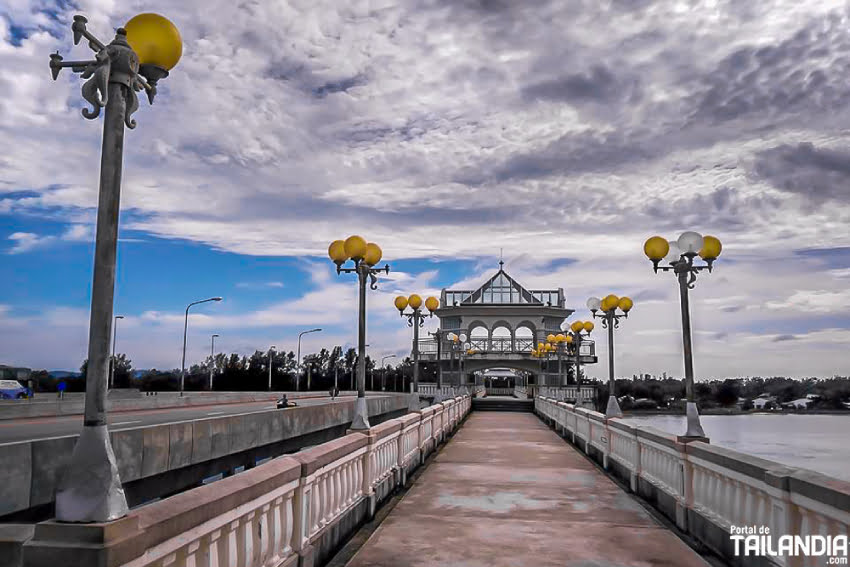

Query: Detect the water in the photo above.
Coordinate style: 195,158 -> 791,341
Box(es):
624,414 -> 850,482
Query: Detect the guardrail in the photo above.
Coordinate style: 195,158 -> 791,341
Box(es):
484,387 -> 514,396
22,395 -> 473,567
534,396 -> 850,567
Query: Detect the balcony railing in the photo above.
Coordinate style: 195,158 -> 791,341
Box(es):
416,338 -> 596,359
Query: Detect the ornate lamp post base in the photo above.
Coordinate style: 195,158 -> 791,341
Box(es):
605,395 -> 623,419
350,396 -> 371,430
407,391 -> 421,412
55,425 -> 128,522
683,401 -> 707,439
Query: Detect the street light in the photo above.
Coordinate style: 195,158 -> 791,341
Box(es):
296,328 -> 322,391
380,354 -> 396,391
209,334 -> 219,391
181,297 -> 222,394
644,232 -> 722,440
541,332 -> 569,390
395,294 -> 439,407
445,332 -> 468,394
587,294 -> 634,418
50,12 -> 182,523
109,315 -> 124,389
268,345 -> 276,391
561,321 -> 593,394
328,236 -> 390,429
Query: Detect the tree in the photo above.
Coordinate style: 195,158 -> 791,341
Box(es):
111,353 -> 133,388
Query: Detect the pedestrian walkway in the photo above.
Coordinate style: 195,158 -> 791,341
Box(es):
345,412 -> 710,567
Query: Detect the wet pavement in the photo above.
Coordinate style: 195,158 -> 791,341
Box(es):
346,412 -> 710,567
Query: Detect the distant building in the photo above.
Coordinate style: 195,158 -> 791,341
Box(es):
783,398 -> 813,410
752,395 -> 776,410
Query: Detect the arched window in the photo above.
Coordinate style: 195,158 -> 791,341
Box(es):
491,326 -> 511,352
515,326 -> 534,352
469,325 -> 489,351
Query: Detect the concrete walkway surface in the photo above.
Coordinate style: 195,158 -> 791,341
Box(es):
345,412 -> 711,567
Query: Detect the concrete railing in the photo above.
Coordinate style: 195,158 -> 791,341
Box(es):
0,391 -> 362,421
536,386 -> 596,406
534,396 -> 850,567
484,387 -> 514,396
513,385 -> 528,398
22,395 -> 472,567
0,394 -> 407,518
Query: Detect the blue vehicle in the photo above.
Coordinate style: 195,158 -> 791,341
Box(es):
0,379 -> 31,399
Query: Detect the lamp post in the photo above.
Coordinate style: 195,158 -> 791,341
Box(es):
267,346 -> 276,391
446,333 -> 467,393
644,232 -> 722,440
380,354 -> 396,391
395,294 -> 439,409
328,236 -> 390,430
296,328 -> 322,391
587,294 -> 634,418
428,329 -> 444,398
181,297 -> 222,394
109,315 -> 124,389
49,12 -> 182,523
563,321 -> 593,400
209,333 -> 219,390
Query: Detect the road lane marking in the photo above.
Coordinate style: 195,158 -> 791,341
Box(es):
112,420 -> 142,426
206,411 -> 225,416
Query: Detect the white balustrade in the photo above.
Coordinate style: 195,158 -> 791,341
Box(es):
532,395 -> 850,567
98,395 -> 472,567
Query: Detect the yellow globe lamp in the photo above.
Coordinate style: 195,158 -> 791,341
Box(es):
124,13 -> 182,79
363,242 -> 382,266
538,342 -> 545,351
328,239 -> 348,265
618,296 -> 634,313
547,333 -> 556,343
570,321 -> 583,333
531,349 -> 538,357
565,335 -> 573,343
556,333 -> 566,343
583,321 -> 594,332
602,294 -> 620,312
408,294 -> 422,310
644,236 -> 670,261
394,295 -> 408,312
425,296 -> 439,312
699,235 -> 722,260
344,235 -> 368,261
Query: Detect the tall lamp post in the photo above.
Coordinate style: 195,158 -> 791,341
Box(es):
267,345 -> 276,391
565,320 -> 593,399
328,236 -> 390,430
181,297 -> 222,394
296,328 -> 322,391
644,232 -> 722,440
109,315 -> 124,389
394,294 -> 439,409
380,354 -> 396,391
587,294 -> 634,418
49,12 -> 182,523
209,334 -> 219,391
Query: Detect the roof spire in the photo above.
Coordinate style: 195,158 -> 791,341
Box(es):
499,248 -> 504,269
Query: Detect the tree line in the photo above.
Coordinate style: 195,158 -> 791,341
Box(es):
592,375 -> 850,410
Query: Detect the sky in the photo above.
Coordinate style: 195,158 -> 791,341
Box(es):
1,0 -> 849,380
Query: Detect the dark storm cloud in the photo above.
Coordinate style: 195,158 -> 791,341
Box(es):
455,129 -> 655,185
521,64 -> 643,105
773,334 -> 797,342
688,12 -> 850,125
752,143 -> 850,204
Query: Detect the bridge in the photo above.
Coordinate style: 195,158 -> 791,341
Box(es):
9,392 -> 849,567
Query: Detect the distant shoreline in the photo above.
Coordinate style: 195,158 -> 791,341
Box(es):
623,408 -> 850,416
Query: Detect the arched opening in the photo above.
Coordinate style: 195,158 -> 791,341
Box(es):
515,326 -> 534,352
469,325 -> 489,351
491,326 -> 512,352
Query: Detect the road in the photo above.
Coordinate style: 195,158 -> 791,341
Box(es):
0,395 -> 384,445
